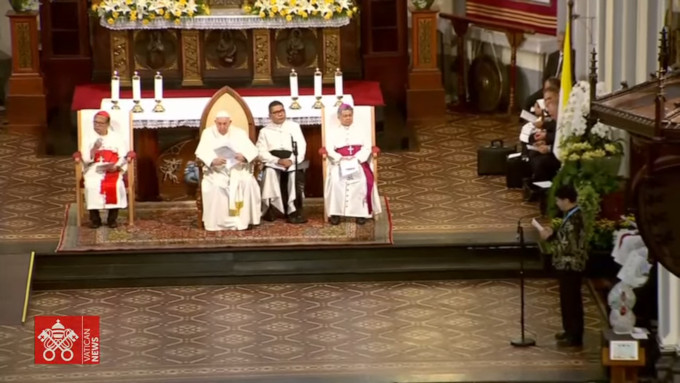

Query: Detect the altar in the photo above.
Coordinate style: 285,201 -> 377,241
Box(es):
93,5 -> 362,87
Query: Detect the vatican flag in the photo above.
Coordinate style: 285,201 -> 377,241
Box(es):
554,17 -> 573,160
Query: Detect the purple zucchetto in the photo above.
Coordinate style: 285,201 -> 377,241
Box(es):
337,103 -> 353,116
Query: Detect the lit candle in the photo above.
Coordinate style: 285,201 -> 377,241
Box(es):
154,72 -> 163,101
290,69 -> 299,98
132,71 -> 141,101
334,68 -> 343,97
111,71 -> 120,101
314,68 -> 322,98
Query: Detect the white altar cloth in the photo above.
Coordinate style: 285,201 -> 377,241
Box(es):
99,95 -> 354,129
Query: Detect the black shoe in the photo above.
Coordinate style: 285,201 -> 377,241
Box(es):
287,214 -> 308,224
329,216 -> 340,225
263,207 -> 277,222
89,210 -> 102,228
107,221 -> 118,229
89,221 -> 102,229
356,218 -> 367,225
107,209 -> 119,228
557,338 -> 583,347
554,332 -> 568,341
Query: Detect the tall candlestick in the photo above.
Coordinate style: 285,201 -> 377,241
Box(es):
289,69 -> 301,109
313,67 -> 323,109
334,68 -> 343,106
153,71 -> 165,112
111,71 -> 120,110
131,71 -> 143,113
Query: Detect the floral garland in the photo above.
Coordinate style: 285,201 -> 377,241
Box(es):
244,0 -> 358,21
93,0 -> 210,25
557,81 -> 624,162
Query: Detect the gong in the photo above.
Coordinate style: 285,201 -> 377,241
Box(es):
467,54 -> 508,113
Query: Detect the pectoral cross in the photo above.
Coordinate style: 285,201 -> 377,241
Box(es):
348,146 -> 354,155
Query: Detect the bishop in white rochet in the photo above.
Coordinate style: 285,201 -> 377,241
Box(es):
195,111 -> 261,231
256,100 -> 308,224
81,110 -> 129,229
323,104 -> 382,225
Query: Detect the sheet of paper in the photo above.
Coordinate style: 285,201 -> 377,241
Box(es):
537,98 -> 545,110
340,159 -> 359,178
520,110 -> 537,123
520,122 -> 535,143
508,152 -> 521,159
533,181 -> 553,189
215,145 -> 236,160
95,162 -> 114,173
531,218 -> 544,231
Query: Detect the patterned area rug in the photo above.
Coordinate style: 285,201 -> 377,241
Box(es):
56,198 -> 393,252
0,279 -> 606,382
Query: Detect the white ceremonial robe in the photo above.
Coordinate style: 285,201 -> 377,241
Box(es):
324,123 -> 382,218
82,131 -> 128,210
256,120 -> 307,215
195,125 -> 261,231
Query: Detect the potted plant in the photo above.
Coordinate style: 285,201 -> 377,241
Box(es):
411,0 -> 436,10
9,0 -> 37,12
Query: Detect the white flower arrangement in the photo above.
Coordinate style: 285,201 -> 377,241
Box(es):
92,0 -> 210,25
412,0 -> 435,10
558,81 -> 623,162
244,0 -> 358,21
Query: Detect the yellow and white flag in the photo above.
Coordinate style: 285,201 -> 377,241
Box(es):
554,17 -> 573,160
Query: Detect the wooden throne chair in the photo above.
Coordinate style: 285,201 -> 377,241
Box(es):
74,109 -> 136,227
195,86 -> 258,229
320,105 -> 381,219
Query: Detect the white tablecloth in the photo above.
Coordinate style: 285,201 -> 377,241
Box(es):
99,95 -> 354,129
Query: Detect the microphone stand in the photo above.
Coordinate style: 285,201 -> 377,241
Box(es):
511,217 -> 536,347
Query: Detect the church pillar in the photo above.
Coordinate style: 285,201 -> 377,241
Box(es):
181,30 -> 203,87
5,11 -> 46,133
252,29 -> 273,85
322,28 -> 341,84
658,265 -> 680,351
406,9 -> 445,120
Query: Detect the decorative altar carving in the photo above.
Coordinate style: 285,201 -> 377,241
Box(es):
93,11 -> 359,86
590,30 -> 680,278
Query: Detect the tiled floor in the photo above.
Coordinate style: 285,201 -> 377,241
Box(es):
0,279 -> 605,382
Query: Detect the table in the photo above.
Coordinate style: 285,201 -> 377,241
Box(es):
99,95 -> 353,200
100,95 -> 353,128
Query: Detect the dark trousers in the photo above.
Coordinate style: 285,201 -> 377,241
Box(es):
529,151 -> 561,182
557,270 -> 584,341
277,169 -> 305,216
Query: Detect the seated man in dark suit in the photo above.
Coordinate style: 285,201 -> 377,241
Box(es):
523,32 -> 576,114
528,87 -> 561,183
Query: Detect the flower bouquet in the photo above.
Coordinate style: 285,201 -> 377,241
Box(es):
92,0 -> 211,25
243,0 -> 358,21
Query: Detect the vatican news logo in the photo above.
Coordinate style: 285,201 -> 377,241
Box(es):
34,316 -> 100,364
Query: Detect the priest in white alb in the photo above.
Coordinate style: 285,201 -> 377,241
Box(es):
195,111 -> 261,231
256,100 -> 308,224
322,104 -> 382,225
78,110 -> 130,229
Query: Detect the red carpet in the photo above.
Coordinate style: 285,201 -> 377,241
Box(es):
71,80 -> 384,111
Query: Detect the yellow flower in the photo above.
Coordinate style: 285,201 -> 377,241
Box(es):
269,11 -> 275,17
125,0 -> 131,4
112,11 -> 119,18
91,4 -> 98,11
568,153 -> 580,161
149,12 -> 155,19
312,10 -> 318,15
286,14 -> 292,21
324,12 -> 331,19
130,14 -> 137,20
188,10 -> 194,16
300,10 -> 308,17
604,143 -> 617,153
243,5 -> 252,12
272,6 -> 278,13
164,12 -> 171,19
107,17 -> 114,24
142,19 -> 149,25
204,7 -> 210,14
290,0 -> 296,4
280,9 -> 286,15
174,10 -> 181,16
259,11 -> 265,17
174,18 -> 181,24
347,10 -> 353,17
335,6 -> 341,12
352,6 -> 357,12
157,8 -> 164,15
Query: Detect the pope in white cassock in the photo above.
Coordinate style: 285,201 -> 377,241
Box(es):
256,100 -> 308,224
324,104 -> 382,225
81,111 -> 129,229
195,111 -> 261,231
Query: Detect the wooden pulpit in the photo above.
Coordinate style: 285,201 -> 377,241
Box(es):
5,11 -> 47,133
